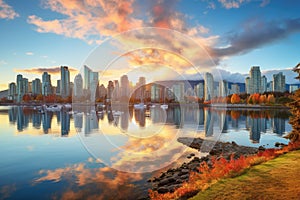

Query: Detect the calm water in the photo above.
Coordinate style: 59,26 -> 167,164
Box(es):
0,105 -> 291,199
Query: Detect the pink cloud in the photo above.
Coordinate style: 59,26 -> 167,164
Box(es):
0,0 -> 19,19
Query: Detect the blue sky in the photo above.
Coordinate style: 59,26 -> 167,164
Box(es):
0,0 -> 300,90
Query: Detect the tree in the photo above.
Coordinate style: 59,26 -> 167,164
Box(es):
286,63 -> 300,142
231,93 -> 240,104
267,94 -> 275,104
259,94 -> 267,104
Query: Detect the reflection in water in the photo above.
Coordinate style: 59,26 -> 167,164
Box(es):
1,106 -> 292,199
7,106 -> 291,143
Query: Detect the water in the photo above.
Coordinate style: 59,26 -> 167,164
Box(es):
0,105 -> 291,199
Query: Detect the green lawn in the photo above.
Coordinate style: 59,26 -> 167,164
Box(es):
190,150 -> 300,200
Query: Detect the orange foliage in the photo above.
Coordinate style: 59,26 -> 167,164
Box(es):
230,110 -> 241,120
259,94 -> 267,104
149,141 -> 300,200
267,94 -> 275,104
231,94 -> 241,104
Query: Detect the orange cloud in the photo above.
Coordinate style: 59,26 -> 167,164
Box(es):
0,0 -> 19,20
14,66 -> 78,76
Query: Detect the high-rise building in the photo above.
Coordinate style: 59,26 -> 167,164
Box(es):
60,66 -> 70,98
74,74 -> 83,98
113,80 -> 120,101
32,78 -> 41,95
98,84 -> 107,100
107,81 -> 114,100
245,77 -> 251,94
151,84 -> 162,102
219,80 -> 228,97
195,81 -> 204,98
273,72 -> 286,92
204,72 -> 214,101
230,84 -> 240,94
42,72 -> 52,96
8,82 -> 16,101
120,75 -> 130,98
267,81 -> 273,92
83,65 -> 92,90
261,75 -> 267,93
16,74 -> 24,102
249,66 -> 261,94
172,82 -> 184,102
289,84 -> 299,93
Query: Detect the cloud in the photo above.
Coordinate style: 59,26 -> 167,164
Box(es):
260,0 -> 270,7
218,0 -> 249,9
212,18 -> 300,58
27,0 -> 142,44
26,52 -> 34,56
0,60 -> 7,65
14,66 -> 78,76
0,0 -> 19,19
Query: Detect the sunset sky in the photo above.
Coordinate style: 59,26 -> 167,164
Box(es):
1,0 -> 300,90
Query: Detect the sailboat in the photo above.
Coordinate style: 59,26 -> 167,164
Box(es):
134,92 -> 146,110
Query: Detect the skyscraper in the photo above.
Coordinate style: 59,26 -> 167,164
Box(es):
74,74 -> 83,98
219,80 -> 228,97
32,78 -> 41,95
261,75 -> 267,93
273,72 -> 286,92
230,84 -> 240,94
249,66 -> 261,94
8,82 -> 16,101
120,75 -> 130,98
113,80 -> 120,101
16,74 -> 23,102
172,82 -> 184,102
60,66 -> 70,98
195,81 -> 204,98
245,77 -> 251,94
204,72 -> 214,101
83,65 -> 92,90
42,72 -> 52,96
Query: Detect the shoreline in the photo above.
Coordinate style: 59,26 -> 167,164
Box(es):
0,102 -> 290,110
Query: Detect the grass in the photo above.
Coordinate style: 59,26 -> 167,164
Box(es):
189,150 -> 300,200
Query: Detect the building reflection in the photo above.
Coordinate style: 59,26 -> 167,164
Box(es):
60,111 -> 70,136
6,106 -> 289,141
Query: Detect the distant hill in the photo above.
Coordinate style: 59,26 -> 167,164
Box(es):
0,90 -> 8,99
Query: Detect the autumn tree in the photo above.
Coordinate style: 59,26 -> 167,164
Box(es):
259,94 -> 267,104
286,63 -> 300,142
267,94 -> 275,104
231,93 -> 241,104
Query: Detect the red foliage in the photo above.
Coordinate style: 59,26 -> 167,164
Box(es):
149,140 -> 300,200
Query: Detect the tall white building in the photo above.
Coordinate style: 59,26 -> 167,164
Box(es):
273,72 -> 286,92
245,77 -> 251,94
219,80 -> 228,97
74,74 -> 83,98
204,72 -> 214,101
261,75 -> 267,93
172,82 -> 184,102
249,66 -> 261,94
195,82 -> 204,98
120,75 -> 130,98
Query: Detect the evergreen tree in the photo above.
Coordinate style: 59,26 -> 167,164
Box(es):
286,63 -> 300,142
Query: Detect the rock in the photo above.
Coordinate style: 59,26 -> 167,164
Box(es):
187,155 -> 192,159
157,177 -> 176,187
157,187 -> 169,194
258,146 -> 266,151
231,141 -> 238,146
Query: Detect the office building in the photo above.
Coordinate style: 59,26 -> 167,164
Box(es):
8,82 -> 16,101
42,72 -> 52,96
249,66 -> 261,94
273,72 -> 286,92
32,78 -> 41,95
74,74 -> 83,98
60,66 -> 70,98
204,72 -> 214,101
219,80 -> 228,97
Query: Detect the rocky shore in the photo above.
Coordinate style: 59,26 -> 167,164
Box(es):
148,137 -> 260,196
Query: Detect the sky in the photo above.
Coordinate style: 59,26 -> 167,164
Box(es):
1,0 -> 300,90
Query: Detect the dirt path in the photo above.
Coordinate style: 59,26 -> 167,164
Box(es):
190,150 -> 300,200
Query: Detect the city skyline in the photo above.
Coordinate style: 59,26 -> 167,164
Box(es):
1,1 -> 300,91
6,64 -> 300,104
